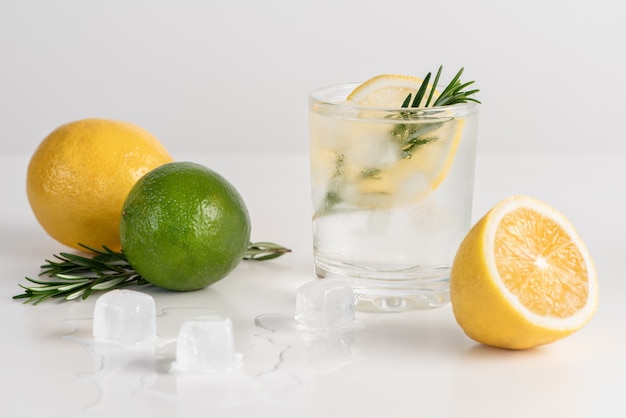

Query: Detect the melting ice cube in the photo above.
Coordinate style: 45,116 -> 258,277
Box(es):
92,289 -> 157,344
174,315 -> 236,373
295,279 -> 356,331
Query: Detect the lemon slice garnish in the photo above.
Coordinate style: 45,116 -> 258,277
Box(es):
347,74 -> 439,108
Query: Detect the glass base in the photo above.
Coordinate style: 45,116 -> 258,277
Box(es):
313,262 -> 450,312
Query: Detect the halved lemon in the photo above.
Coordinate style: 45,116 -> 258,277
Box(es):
450,196 -> 599,350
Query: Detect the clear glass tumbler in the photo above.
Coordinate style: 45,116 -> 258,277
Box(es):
308,83 -> 479,311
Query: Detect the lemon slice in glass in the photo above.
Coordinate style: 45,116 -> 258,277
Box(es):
345,74 -> 463,208
347,74 -> 438,107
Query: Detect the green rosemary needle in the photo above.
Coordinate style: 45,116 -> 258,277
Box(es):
402,66 -> 481,109
242,241 -> 292,261
393,66 -> 480,159
14,241 -> 291,304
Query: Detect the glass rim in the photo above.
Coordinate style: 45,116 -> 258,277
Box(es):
309,82 -> 479,114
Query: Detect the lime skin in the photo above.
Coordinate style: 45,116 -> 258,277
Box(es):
120,161 -> 251,291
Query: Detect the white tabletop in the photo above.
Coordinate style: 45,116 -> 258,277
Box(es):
1,152 -> 624,418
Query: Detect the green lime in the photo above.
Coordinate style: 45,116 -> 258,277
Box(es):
119,161 -> 251,291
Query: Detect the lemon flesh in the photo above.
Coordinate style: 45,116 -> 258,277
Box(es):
120,162 -> 251,291
450,196 -> 598,350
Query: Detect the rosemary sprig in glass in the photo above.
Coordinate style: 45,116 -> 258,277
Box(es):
14,241 -> 291,304
318,66 -> 480,215
393,66 -> 480,159
402,66 -> 481,109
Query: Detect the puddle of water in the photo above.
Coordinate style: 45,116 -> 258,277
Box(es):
251,313 -> 363,389
62,305 -> 363,411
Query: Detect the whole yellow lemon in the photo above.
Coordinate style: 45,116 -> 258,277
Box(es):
26,118 -> 173,251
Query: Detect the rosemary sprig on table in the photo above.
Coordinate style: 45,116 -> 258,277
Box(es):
14,241 -> 291,304
242,241 -> 292,261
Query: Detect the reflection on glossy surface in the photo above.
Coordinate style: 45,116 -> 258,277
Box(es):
60,306 -> 363,412
254,314 -> 362,380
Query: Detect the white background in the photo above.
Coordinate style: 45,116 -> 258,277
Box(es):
1,0 -> 624,156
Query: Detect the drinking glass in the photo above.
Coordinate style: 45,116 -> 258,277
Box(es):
308,83 -> 479,311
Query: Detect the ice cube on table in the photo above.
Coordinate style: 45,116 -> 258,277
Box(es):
174,315 -> 236,373
295,279 -> 356,331
92,289 -> 157,344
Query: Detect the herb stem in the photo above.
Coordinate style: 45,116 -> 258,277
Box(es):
14,241 -> 291,304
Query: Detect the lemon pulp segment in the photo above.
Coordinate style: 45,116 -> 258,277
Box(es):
495,207 -> 589,318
